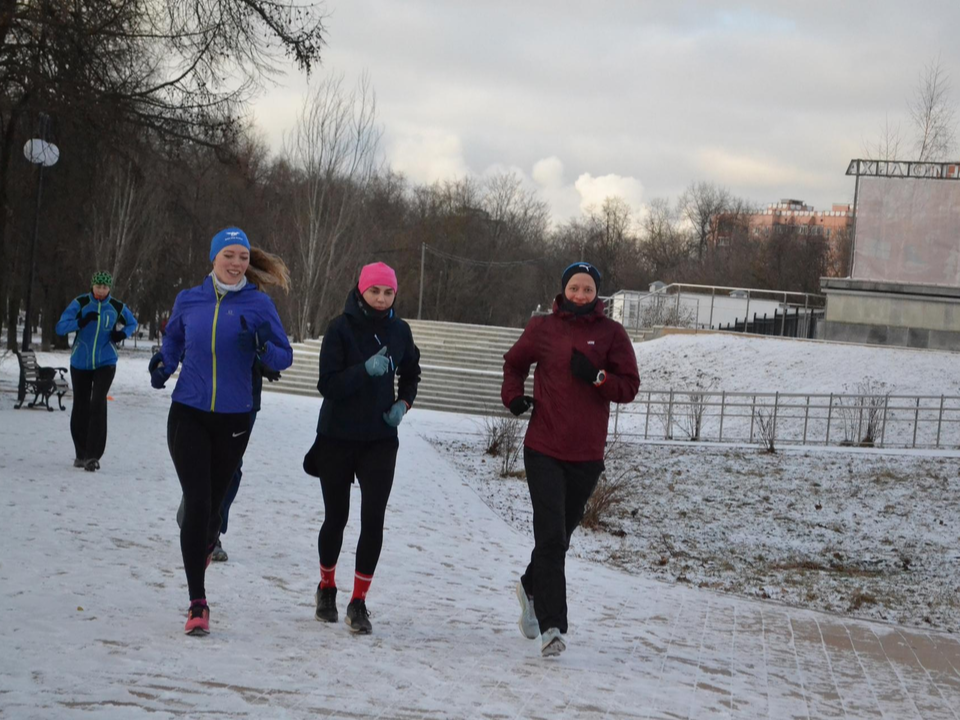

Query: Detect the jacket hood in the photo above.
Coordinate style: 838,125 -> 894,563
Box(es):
551,294 -> 605,321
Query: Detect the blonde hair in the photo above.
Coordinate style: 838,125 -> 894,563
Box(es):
245,246 -> 291,293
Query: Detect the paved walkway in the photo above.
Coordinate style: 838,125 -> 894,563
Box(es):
1,374 -> 959,718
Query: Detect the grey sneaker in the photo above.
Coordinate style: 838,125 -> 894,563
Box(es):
73,458 -> 85,468
83,459 -> 100,472
210,540 -> 228,562
541,627 -> 566,657
516,582 -> 539,639
345,598 -> 372,634
314,586 -> 338,622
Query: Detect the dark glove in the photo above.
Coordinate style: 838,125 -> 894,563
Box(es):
509,395 -> 534,416
364,346 -> 390,377
238,315 -> 261,352
383,400 -> 407,427
77,311 -> 97,328
261,365 -> 282,382
571,349 -> 600,384
148,351 -> 171,389
110,330 -> 126,344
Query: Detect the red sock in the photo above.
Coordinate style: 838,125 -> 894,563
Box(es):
351,571 -> 373,602
320,563 -> 336,589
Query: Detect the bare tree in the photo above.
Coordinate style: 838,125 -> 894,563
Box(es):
680,181 -> 731,260
284,73 -> 381,339
862,113 -> 904,160
910,56 -> 957,161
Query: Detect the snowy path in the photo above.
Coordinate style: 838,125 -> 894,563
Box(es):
2,355 -> 960,719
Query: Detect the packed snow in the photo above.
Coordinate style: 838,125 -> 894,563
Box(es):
2,338 -> 960,719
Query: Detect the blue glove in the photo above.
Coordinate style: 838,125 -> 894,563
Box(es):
238,315 -> 261,352
364,346 -> 389,377
148,352 -> 171,389
383,400 -> 407,427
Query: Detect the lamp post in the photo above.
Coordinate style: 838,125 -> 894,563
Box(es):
20,114 -> 59,351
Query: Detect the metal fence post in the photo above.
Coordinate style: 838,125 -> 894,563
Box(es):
825,393 -> 834,445
718,391 -> 726,442
802,395 -> 810,444
749,395 -> 756,442
772,392 -> 780,445
879,394 -> 889,447
666,389 -> 675,439
614,403 -> 620,436
644,391 -> 651,440
709,288 -> 715,329
936,395 -> 945,448
912,397 -> 920,448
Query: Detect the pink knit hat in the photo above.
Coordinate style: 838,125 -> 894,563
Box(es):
358,262 -> 398,294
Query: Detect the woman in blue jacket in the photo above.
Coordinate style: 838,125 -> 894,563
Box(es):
150,227 -> 293,636
303,261 -> 421,634
55,271 -> 138,471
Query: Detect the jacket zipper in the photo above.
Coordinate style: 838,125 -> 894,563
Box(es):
92,300 -> 102,369
210,289 -> 224,411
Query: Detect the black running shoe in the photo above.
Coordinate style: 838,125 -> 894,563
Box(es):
345,598 -> 372,634
84,459 -> 100,472
314,586 -> 338,623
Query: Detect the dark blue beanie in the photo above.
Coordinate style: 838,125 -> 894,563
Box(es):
561,262 -> 601,292
209,227 -> 251,262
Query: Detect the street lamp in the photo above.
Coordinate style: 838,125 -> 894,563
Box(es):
20,114 -> 59,351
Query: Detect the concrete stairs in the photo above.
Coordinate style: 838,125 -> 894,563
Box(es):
262,319 -> 532,416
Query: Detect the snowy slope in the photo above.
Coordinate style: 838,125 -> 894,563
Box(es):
2,350 -> 960,719
635,333 -> 960,396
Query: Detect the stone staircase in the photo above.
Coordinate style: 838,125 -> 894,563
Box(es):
262,319 -> 532,416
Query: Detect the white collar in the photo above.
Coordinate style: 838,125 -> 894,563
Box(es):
210,271 -> 248,294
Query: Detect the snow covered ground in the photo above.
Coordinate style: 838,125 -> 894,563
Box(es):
2,342 -> 960,719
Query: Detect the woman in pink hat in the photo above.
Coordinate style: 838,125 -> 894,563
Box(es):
303,261 -> 421,634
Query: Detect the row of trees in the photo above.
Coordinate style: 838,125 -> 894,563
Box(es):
7,2 -> 931,350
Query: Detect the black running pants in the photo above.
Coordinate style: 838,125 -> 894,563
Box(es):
521,447 -> 604,634
167,402 -> 251,601
314,435 -> 399,578
69,365 -> 116,461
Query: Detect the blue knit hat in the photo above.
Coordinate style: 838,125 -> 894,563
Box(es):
209,227 -> 251,262
561,261 -> 602,292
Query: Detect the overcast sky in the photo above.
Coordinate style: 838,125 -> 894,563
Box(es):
248,1 -> 960,224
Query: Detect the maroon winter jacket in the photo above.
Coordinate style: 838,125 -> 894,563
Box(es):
502,296 -> 640,462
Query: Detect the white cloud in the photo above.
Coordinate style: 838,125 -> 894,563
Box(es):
532,156 -> 564,189
696,147 -> 826,188
574,173 -> 645,214
388,129 -> 469,184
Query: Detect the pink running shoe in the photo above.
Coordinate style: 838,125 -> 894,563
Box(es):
184,600 -> 209,636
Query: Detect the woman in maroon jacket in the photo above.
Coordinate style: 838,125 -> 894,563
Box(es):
501,261 -> 640,657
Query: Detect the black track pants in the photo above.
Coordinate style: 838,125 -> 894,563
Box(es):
520,447 -> 604,634
314,435 -> 399,578
167,402 -> 251,601
69,365 -> 116,461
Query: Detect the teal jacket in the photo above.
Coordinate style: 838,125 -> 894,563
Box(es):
56,293 -> 139,370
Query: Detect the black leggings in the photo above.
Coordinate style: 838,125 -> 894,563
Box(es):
521,447 -> 604,634
167,402 -> 251,601
69,365 -> 116,461
315,435 -> 399,577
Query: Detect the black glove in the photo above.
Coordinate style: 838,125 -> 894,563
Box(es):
261,365 -> 282,382
110,330 -> 126,344
571,349 -> 600,384
148,351 -> 171,389
77,311 -> 97,328
509,395 -> 534,416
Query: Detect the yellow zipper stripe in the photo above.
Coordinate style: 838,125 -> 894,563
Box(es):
210,289 -> 224,411
92,300 -> 102,369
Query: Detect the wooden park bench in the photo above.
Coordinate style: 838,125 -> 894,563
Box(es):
14,349 -> 69,411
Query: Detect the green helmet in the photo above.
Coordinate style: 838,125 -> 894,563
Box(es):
91,271 -> 113,287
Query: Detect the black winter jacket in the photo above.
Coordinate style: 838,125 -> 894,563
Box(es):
316,290 -> 421,441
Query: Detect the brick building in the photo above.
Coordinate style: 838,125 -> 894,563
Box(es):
711,199 -> 853,263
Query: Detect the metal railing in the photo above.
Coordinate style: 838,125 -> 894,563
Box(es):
612,390 -> 960,450
606,282 -> 825,337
